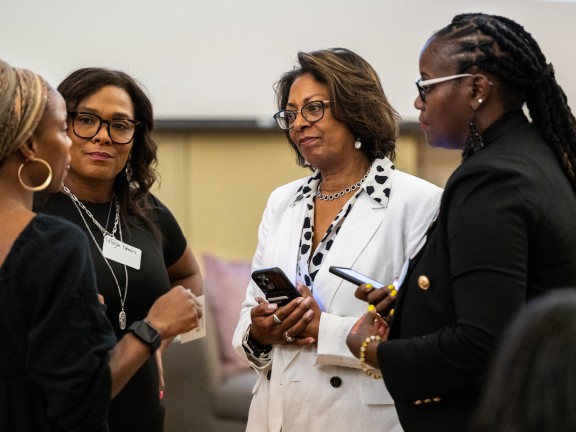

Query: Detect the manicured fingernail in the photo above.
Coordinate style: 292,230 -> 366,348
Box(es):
159,390 -> 164,400
303,297 -> 313,306
305,310 -> 314,319
367,304 -> 376,314
389,308 -> 395,317
297,296 -> 305,304
390,289 -> 397,298
365,284 -> 373,291
267,303 -> 278,310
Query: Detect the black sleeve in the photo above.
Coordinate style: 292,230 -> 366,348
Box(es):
25,217 -> 116,431
148,194 -> 188,268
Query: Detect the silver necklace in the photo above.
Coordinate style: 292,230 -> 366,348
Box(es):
63,188 -> 129,330
104,198 -> 114,232
315,168 -> 370,201
62,185 -> 119,237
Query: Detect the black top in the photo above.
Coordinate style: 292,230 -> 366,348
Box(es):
0,214 -> 115,432
34,192 -> 187,432
379,111 -> 576,432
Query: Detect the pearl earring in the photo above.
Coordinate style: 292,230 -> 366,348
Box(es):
478,98 -> 483,104
354,139 -> 362,150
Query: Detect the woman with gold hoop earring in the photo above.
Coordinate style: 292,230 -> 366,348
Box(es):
0,59 -> 201,432
33,68 -> 203,432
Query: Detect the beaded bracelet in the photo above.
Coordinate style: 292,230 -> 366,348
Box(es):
360,335 -> 382,379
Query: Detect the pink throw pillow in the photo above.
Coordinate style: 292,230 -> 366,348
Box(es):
202,253 -> 252,375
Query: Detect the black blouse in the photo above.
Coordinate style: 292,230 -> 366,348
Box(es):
34,192 -> 187,432
0,214 -> 115,432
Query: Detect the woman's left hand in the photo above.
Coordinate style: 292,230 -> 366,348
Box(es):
354,283 -> 397,318
293,282 -> 322,341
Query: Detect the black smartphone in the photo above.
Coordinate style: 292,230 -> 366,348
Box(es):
329,266 -> 385,289
251,267 -> 302,306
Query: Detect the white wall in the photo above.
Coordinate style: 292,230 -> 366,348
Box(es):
1,0 -> 574,122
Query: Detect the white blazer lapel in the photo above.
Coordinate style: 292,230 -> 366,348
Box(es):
264,193 -> 309,369
267,194 -> 307,281
313,192 -> 384,312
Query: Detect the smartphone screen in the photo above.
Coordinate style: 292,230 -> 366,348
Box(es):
329,266 -> 385,289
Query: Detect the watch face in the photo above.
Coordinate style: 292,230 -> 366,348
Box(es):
141,321 -> 158,339
130,320 -> 161,352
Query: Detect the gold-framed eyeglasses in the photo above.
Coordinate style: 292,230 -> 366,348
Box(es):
415,74 -> 473,102
273,100 -> 332,130
68,111 -> 140,145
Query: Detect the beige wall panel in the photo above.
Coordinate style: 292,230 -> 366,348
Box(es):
153,130 -> 460,264
417,143 -> 461,188
395,135 -> 419,176
155,131 -> 308,262
153,132 -> 191,231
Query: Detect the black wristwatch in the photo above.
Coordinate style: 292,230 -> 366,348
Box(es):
127,320 -> 161,354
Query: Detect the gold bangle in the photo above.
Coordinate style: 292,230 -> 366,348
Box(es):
359,335 -> 382,379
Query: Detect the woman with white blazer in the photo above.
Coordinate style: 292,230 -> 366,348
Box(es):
232,48 -> 442,432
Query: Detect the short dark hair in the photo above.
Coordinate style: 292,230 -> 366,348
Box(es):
58,68 -> 158,222
274,48 -> 400,167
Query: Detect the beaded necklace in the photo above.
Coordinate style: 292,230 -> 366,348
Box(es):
314,167 -> 370,201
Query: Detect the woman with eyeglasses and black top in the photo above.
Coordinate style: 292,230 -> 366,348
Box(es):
34,68 -> 203,432
346,13 -> 576,432
232,48 -> 442,432
0,59 -> 201,432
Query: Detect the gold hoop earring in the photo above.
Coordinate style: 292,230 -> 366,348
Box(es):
18,158 -> 53,192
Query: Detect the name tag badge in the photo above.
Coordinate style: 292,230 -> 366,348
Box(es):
102,235 -> 142,270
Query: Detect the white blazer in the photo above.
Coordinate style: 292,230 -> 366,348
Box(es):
233,168 -> 442,432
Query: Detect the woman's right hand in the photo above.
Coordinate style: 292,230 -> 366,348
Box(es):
249,296 -> 315,347
145,286 -> 202,339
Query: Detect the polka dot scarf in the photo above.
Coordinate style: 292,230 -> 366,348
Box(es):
292,158 -> 394,300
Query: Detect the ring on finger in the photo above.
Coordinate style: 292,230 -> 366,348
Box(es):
273,313 -> 283,325
284,331 -> 295,343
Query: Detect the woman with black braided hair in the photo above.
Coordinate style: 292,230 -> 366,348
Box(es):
346,13 -> 576,432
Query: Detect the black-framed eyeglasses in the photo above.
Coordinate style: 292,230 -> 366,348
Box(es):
68,111 -> 141,145
415,74 -> 473,102
273,100 -> 332,130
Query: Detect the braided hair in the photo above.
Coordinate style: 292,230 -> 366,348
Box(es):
432,13 -> 576,190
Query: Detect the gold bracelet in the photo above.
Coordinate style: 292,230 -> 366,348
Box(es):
360,335 -> 382,379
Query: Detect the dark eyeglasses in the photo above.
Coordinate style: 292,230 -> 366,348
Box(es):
273,100 -> 332,130
415,74 -> 473,102
68,111 -> 140,145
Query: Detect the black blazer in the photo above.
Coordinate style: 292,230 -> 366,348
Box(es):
378,111 -> 576,432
